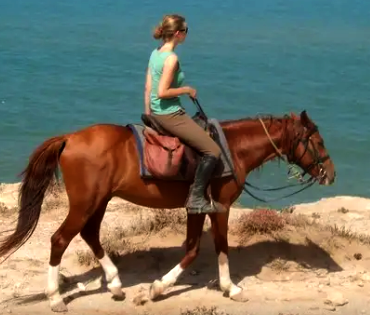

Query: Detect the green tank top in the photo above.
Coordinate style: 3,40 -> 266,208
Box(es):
148,49 -> 185,115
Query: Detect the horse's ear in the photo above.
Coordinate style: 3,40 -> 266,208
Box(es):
290,112 -> 299,120
300,110 -> 314,127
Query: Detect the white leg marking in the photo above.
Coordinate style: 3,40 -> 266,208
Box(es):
99,252 -> 122,289
218,252 -> 242,296
46,264 -> 63,306
150,264 -> 185,300
161,264 -> 184,288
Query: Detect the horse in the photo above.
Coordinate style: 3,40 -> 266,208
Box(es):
0,110 -> 335,312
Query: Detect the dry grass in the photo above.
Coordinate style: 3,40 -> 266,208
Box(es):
232,209 -> 286,243
76,208 -> 188,266
40,179 -> 68,212
267,257 -> 291,274
284,213 -> 370,244
180,306 -> 230,315
149,208 -> 187,233
76,227 -> 137,267
232,208 -> 370,254
283,213 -> 370,256
76,201 -> 370,268
0,202 -> 18,218
117,208 -> 188,237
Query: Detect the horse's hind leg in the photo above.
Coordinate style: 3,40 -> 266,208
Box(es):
149,213 -> 206,300
45,185 -> 112,312
80,200 -> 124,300
46,204 -> 90,312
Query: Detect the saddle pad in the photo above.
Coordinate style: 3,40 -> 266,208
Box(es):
127,118 -> 235,180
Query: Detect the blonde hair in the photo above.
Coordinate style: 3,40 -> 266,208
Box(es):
153,14 -> 187,41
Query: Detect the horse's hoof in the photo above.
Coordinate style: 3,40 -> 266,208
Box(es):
149,280 -> 164,300
230,289 -> 249,303
51,301 -> 68,313
110,287 -> 126,301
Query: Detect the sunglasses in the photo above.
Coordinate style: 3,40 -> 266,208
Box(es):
179,27 -> 188,34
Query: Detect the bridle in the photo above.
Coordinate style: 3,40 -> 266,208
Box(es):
238,117 -> 330,203
190,97 -> 330,204
261,117 -> 330,182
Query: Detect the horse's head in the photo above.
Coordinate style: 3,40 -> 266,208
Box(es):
287,110 -> 335,185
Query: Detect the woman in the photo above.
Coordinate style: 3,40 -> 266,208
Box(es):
144,14 -> 224,214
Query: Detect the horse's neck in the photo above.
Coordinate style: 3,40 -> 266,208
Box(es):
223,118 -> 287,173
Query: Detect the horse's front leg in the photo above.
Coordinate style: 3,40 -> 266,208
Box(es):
209,211 -> 248,302
149,213 -> 206,300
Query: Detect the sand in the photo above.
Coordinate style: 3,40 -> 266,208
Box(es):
1,182 -> 370,315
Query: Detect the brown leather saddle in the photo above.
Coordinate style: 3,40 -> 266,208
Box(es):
139,111 -> 212,180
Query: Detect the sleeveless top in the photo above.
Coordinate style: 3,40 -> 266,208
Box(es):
148,49 -> 185,115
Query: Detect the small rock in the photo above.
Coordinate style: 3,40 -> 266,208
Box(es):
325,291 -> 348,307
324,305 -> 336,311
319,278 -> 331,286
316,269 -> 329,277
361,310 -> 366,314
77,282 -> 86,291
358,281 -> 365,287
354,253 -> 362,260
361,274 -> 370,282
132,293 -> 148,306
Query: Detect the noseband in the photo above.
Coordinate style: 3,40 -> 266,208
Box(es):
285,123 -> 330,183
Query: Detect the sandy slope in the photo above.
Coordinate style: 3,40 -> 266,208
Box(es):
1,183 -> 370,315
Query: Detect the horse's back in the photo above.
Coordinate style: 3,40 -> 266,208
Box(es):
59,123 -> 135,164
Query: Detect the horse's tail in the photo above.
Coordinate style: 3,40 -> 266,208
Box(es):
0,135 -> 67,262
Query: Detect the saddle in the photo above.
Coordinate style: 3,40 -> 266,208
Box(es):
140,112 -> 209,180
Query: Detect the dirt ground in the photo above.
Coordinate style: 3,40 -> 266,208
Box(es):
1,183 -> 370,315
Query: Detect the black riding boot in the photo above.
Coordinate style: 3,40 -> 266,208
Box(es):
185,155 -> 226,214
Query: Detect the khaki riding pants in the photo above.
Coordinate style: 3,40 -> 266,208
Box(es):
152,110 -> 221,158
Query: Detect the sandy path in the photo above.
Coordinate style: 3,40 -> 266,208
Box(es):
1,183 -> 370,314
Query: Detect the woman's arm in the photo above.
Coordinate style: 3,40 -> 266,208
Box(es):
144,67 -> 152,115
158,54 -> 194,99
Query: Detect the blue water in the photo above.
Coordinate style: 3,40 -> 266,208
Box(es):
1,0 -> 370,208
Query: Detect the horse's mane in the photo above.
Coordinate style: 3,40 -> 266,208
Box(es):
219,114 -> 292,173
220,114 -> 290,130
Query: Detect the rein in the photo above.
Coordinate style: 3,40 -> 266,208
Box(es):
191,98 -> 323,204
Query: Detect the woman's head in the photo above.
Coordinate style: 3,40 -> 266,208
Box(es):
153,14 -> 188,43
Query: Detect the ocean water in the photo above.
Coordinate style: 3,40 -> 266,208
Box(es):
1,0 -> 369,208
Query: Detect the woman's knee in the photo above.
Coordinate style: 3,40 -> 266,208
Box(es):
206,141 -> 221,158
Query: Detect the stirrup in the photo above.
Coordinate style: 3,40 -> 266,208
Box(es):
186,199 -> 227,214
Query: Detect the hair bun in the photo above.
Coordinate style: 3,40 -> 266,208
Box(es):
152,15 -> 186,41
153,25 -> 163,40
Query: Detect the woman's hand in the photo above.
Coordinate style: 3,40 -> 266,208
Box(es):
185,86 -> 197,99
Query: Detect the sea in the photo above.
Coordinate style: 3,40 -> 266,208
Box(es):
1,0 -> 369,208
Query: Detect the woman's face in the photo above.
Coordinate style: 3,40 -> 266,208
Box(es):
175,23 -> 188,44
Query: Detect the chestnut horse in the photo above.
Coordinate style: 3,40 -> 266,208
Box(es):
0,110 -> 335,312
